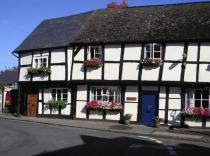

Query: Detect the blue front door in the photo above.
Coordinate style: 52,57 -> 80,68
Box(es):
141,94 -> 156,126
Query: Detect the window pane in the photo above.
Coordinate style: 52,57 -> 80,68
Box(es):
202,100 -> 209,108
97,95 -> 102,100
202,90 -> 209,99
195,100 -> 201,107
195,90 -> 201,99
103,95 -> 108,101
52,94 -> 56,100
109,96 -> 114,102
154,52 -> 160,58
90,47 -> 94,59
35,59 -> 38,68
146,52 -> 150,58
42,58 -> 47,67
154,44 -> 161,51
146,45 -> 151,52
63,89 -> 67,94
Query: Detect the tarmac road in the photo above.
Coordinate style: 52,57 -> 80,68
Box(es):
0,118 -> 210,156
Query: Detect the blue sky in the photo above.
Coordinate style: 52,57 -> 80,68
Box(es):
0,0 -> 208,70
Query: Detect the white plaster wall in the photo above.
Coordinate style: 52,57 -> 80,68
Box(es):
33,51 -> 41,57
124,44 -> 141,60
38,102 -> 42,115
39,89 -> 42,100
104,63 -> 119,80
160,87 -> 166,98
51,65 -> 65,81
106,111 -> 120,120
61,105 -> 71,115
51,48 -> 65,63
184,118 -> 202,127
89,110 -> 103,119
199,64 -> 210,82
72,63 -> 84,80
20,52 -> 32,65
125,86 -> 138,102
76,101 -> 86,118
77,85 -> 87,101
162,63 -> 182,81
206,119 -> 210,128
42,50 -> 49,56
142,86 -> 158,91
122,63 -> 138,80
43,89 -> 51,103
51,109 -> 59,115
141,67 -> 160,81
32,75 -> 48,81
168,99 -> 181,109
169,87 -> 181,98
200,43 -> 210,62
105,45 -> 121,61
187,43 -> 198,62
159,99 -> 166,109
68,48 -> 73,80
168,110 -> 181,126
124,103 -> 138,121
86,67 -> 102,80
165,43 -> 184,61
19,67 -> 30,81
74,48 -> 84,61
43,105 -> 50,114
158,110 -> 165,124
184,64 -> 197,82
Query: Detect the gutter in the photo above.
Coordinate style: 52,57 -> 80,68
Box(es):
12,51 -> 18,58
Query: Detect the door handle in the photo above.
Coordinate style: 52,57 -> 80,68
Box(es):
147,105 -> 153,113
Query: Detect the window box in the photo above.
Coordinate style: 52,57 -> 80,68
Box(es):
83,58 -> 102,68
27,67 -> 51,75
182,107 -> 210,118
86,100 -> 123,111
141,58 -> 163,67
47,100 -> 66,110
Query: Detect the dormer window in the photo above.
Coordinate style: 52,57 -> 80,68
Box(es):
33,56 -> 48,68
144,43 -> 162,59
88,46 -> 102,60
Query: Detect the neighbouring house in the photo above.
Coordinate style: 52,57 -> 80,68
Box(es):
13,2 -> 210,127
0,69 -> 18,113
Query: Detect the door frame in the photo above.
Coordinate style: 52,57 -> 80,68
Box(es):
138,91 -> 159,124
27,91 -> 39,117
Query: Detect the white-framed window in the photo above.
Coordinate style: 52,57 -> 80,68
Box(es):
186,89 -> 210,108
144,43 -> 162,59
90,86 -> 121,103
51,89 -> 68,103
33,56 -> 48,68
88,46 -> 102,60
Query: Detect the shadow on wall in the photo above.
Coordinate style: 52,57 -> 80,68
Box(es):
206,64 -> 210,71
34,135 -> 210,156
168,62 -> 179,70
167,110 -> 181,127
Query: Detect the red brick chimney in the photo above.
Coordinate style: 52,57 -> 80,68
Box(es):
107,0 -> 119,9
121,0 -> 128,9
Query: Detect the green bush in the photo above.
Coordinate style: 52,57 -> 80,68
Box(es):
28,67 -> 51,75
47,100 -> 66,109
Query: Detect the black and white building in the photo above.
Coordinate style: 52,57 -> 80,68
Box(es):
14,2 -> 210,127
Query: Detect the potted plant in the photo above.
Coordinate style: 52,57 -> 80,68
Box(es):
28,67 -> 51,75
83,58 -> 102,68
47,100 -> 66,110
154,116 -> 162,127
122,113 -> 132,124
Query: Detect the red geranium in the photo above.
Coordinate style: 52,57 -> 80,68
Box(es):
86,100 -> 98,109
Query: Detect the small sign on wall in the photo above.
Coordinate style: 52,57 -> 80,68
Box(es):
126,97 -> 137,101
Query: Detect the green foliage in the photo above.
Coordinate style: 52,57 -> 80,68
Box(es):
27,67 -> 51,75
47,100 -> 66,109
0,82 -> 5,91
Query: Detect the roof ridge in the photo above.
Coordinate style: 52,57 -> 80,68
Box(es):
123,1 -> 210,9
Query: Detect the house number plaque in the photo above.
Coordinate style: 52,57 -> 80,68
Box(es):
126,97 -> 137,101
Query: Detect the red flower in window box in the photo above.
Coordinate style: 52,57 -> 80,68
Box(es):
141,58 -> 163,67
182,107 -> 210,118
86,100 -> 98,109
83,58 -> 102,68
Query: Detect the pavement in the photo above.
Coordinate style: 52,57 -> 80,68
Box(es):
0,113 -> 210,143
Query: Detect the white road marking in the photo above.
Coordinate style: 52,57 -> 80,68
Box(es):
137,136 -> 177,155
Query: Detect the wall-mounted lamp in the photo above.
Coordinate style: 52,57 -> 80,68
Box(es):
182,53 -> 187,59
